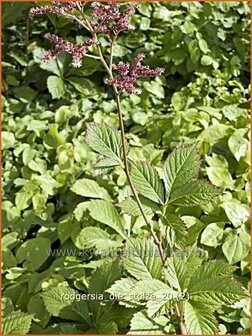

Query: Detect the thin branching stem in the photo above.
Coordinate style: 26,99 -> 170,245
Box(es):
85,54 -> 100,60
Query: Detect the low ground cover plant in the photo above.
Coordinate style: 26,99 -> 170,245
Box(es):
2,1 -> 250,335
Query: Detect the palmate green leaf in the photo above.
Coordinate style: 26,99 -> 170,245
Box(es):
74,227 -> 123,250
188,260 -> 236,280
130,161 -> 164,204
100,304 -> 136,331
41,286 -> 91,324
123,238 -> 162,280
165,248 -> 203,291
30,323 -> 84,335
146,288 -> 178,317
169,180 -> 219,206
128,279 -> 169,299
88,200 -> 127,239
89,259 -> 122,295
184,301 -> 219,335
118,196 -> 160,217
88,260 -> 122,322
2,311 -> 33,335
71,178 -> 111,200
188,260 -> 245,306
106,278 -> 138,307
41,286 -> 77,318
128,311 -> 169,334
160,214 -> 187,248
163,143 -> 200,201
95,157 -> 121,169
86,321 -> 118,335
189,277 -> 245,306
85,122 -> 125,166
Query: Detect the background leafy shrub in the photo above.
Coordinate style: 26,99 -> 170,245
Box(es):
2,1 -> 250,334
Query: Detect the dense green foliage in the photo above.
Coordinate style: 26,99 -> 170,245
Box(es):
2,1 -> 250,335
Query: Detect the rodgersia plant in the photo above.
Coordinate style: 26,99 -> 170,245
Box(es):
24,2 -> 247,335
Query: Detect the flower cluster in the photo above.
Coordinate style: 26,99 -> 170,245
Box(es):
43,33 -> 98,68
91,2 -> 139,37
107,54 -> 165,95
29,1 -> 81,18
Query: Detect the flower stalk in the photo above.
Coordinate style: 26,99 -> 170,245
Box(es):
29,2 -> 187,333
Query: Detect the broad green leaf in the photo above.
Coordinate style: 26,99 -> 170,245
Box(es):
47,75 -> 65,99
74,227 -> 123,250
88,200 -> 127,239
2,311 -> 33,335
67,77 -> 98,96
22,147 -> 36,165
16,237 -> 51,271
228,128 -> 249,161
85,122 -> 125,165
57,214 -> 76,244
33,47 -> 63,75
129,311 -> 169,334
206,165 -> 234,189
55,105 -> 76,124
184,301 -> 219,334
15,190 -> 33,211
27,294 -> 50,328
200,222 -> 225,247
163,143 -> 200,200
32,192 -> 47,212
2,131 -> 15,149
2,297 -> 14,317
123,238 -> 162,280
2,232 -> 19,250
13,86 -> 37,101
169,180 -> 219,206
201,55 -> 213,66
43,124 -> 65,148
130,161 -> 164,204
73,201 -> 90,221
71,178 -> 111,200
198,39 -> 208,53
2,249 -> 17,269
28,158 -> 47,174
205,153 -> 234,188
221,199 -> 250,227
198,123 -> 230,145
160,214 -> 187,248
222,231 -> 250,264
118,196 -> 160,217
